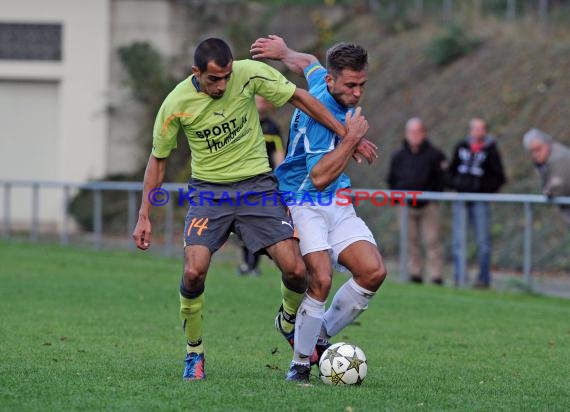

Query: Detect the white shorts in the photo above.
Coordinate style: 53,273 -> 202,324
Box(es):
290,201 -> 377,272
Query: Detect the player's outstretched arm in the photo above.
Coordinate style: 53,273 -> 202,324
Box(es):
289,88 -> 346,138
250,35 -> 317,76
132,154 -> 166,250
310,107 -> 369,191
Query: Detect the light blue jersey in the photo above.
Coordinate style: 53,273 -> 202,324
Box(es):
275,62 -> 351,202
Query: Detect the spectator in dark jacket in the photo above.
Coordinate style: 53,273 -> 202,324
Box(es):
448,118 -> 506,288
387,118 -> 447,285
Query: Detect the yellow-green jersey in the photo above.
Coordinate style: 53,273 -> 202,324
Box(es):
152,59 -> 296,183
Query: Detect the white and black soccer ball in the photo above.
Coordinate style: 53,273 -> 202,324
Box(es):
319,342 -> 367,385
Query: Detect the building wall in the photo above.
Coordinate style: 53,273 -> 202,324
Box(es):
0,0 -> 110,228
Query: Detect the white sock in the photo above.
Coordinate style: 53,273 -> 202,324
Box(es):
292,294 -> 325,364
322,278 -> 375,337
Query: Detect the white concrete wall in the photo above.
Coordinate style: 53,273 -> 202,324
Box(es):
0,0 -> 110,229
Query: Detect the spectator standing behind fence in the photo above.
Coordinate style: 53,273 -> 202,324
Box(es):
387,118 -> 447,285
523,128 -> 570,224
448,118 -> 506,289
238,96 -> 285,276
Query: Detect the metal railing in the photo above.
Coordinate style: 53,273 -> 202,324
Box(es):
355,189 -> 570,288
2,180 -> 569,290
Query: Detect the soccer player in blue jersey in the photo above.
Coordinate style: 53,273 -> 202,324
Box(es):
251,36 -> 387,381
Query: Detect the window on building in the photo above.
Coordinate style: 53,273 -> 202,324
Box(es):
0,23 -> 62,61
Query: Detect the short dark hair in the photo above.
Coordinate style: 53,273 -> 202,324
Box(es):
194,38 -> 233,72
326,42 -> 368,77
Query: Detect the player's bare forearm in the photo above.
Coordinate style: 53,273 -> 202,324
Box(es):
250,35 -> 317,76
310,139 -> 360,191
310,108 -> 369,191
132,154 -> 166,250
139,155 -> 166,217
289,88 -> 346,138
282,50 -> 317,76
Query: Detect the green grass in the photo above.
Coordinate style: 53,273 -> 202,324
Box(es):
0,241 -> 568,411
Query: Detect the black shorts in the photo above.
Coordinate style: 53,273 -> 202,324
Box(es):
183,173 -> 295,254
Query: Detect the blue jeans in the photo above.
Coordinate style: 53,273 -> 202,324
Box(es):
452,201 -> 491,286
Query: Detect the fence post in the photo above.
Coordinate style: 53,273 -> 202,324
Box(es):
93,189 -> 103,249
399,204 -> 409,282
60,185 -> 70,245
456,200 -> 467,288
3,183 -> 11,240
31,183 -> 39,242
523,202 -> 533,289
127,190 -> 137,249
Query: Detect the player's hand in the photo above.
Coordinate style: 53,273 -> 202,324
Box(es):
132,215 -> 152,250
355,138 -> 378,164
250,35 -> 288,61
345,107 -> 369,143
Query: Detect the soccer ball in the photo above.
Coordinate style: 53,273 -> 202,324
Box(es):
319,342 -> 367,385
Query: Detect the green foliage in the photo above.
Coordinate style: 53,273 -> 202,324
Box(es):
67,174 -> 131,232
375,0 -> 419,34
118,42 -> 174,104
426,25 -> 481,67
1,241 -> 569,410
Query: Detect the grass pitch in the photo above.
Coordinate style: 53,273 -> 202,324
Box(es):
0,241 -> 568,411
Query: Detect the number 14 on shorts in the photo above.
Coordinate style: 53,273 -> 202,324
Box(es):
187,218 -> 209,236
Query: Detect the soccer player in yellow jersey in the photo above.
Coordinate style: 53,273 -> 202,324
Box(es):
132,38 -> 377,380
